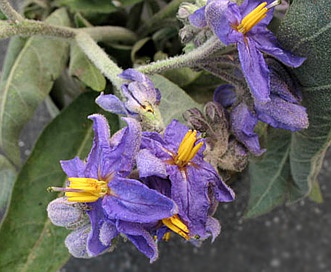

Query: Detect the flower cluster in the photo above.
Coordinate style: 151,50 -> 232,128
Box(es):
47,0 -> 308,263
47,82 -> 234,262
189,0 -> 306,104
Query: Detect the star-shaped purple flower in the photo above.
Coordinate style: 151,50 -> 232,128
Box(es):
137,120 -> 235,241
48,114 -> 177,261
189,0 -> 306,103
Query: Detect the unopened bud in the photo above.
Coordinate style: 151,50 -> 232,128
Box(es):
177,3 -> 199,21
47,197 -> 89,230
65,225 -> 91,258
218,139 -> 248,172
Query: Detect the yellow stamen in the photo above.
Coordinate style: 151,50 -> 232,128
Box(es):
162,215 -> 190,240
48,177 -> 109,203
236,0 -> 281,34
162,232 -> 171,241
174,130 -> 203,168
143,103 -> 154,114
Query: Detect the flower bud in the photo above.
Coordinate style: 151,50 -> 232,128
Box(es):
47,197 -> 89,230
218,139 -> 248,172
65,225 -> 91,258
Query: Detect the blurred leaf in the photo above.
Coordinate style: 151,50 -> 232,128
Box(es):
1,37 -> 27,80
73,12 -> 93,27
0,155 -> 17,229
0,92 -> 119,272
0,9 -> 71,166
308,180 -> 323,204
119,0 -> 143,6
245,129 -> 291,218
69,41 -> 106,91
55,0 -> 117,14
277,0 -> 331,200
138,0 -> 193,35
161,67 -> 201,87
150,74 -> 202,125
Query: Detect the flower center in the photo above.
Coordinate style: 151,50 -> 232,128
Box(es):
236,0 -> 281,34
174,130 -> 203,168
162,214 -> 190,240
48,178 -> 109,203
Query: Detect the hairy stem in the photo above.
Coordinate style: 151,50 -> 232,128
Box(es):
75,32 -> 123,90
82,26 -> 137,44
0,20 -> 76,39
0,0 -> 23,22
137,36 -> 225,74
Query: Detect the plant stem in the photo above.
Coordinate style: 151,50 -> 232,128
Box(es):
0,0 -> 23,22
0,20 -> 76,39
75,32 -> 124,90
82,26 -> 137,45
136,36 -> 224,74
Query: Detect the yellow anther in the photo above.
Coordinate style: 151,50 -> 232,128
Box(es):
49,177 -> 109,203
174,130 -> 203,167
162,215 -> 189,240
236,0 -> 280,34
143,103 -> 154,114
162,232 -> 171,241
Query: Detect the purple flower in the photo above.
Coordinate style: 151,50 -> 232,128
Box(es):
96,69 -> 163,131
189,0 -> 306,103
230,102 -> 265,156
137,120 -> 235,241
214,61 -> 309,154
48,114 -> 177,261
254,63 -> 308,131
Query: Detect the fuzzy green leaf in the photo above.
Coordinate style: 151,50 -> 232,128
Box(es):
69,41 -> 106,91
0,155 -> 17,229
277,0 -> 331,200
0,9 -> 71,166
246,129 -> 291,218
0,92 -> 119,272
150,74 -> 202,125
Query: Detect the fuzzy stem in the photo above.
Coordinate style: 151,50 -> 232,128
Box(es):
0,0 -> 23,22
82,26 -> 137,44
75,32 -> 123,90
137,36 -> 224,74
0,19 -> 76,39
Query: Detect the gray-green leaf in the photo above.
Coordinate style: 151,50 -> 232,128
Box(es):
246,129 -> 291,218
69,41 -> 106,91
0,8 -> 71,166
151,74 -> 202,125
55,0 -> 117,14
0,154 -> 17,229
277,0 -> 331,200
0,92 -> 119,272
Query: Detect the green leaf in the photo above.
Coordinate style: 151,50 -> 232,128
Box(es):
69,41 -> 106,91
277,0 -> 331,200
0,92 -> 119,272
161,67 -> 201,87
119,0 -> 144,7
150,74 -> 202,125
1,37 -> 27,81
308,179 -> 323,204
0,8 -> 71,166
245,129 -> 291,218
0,155 -> 17,229
55,0 -> 117,14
